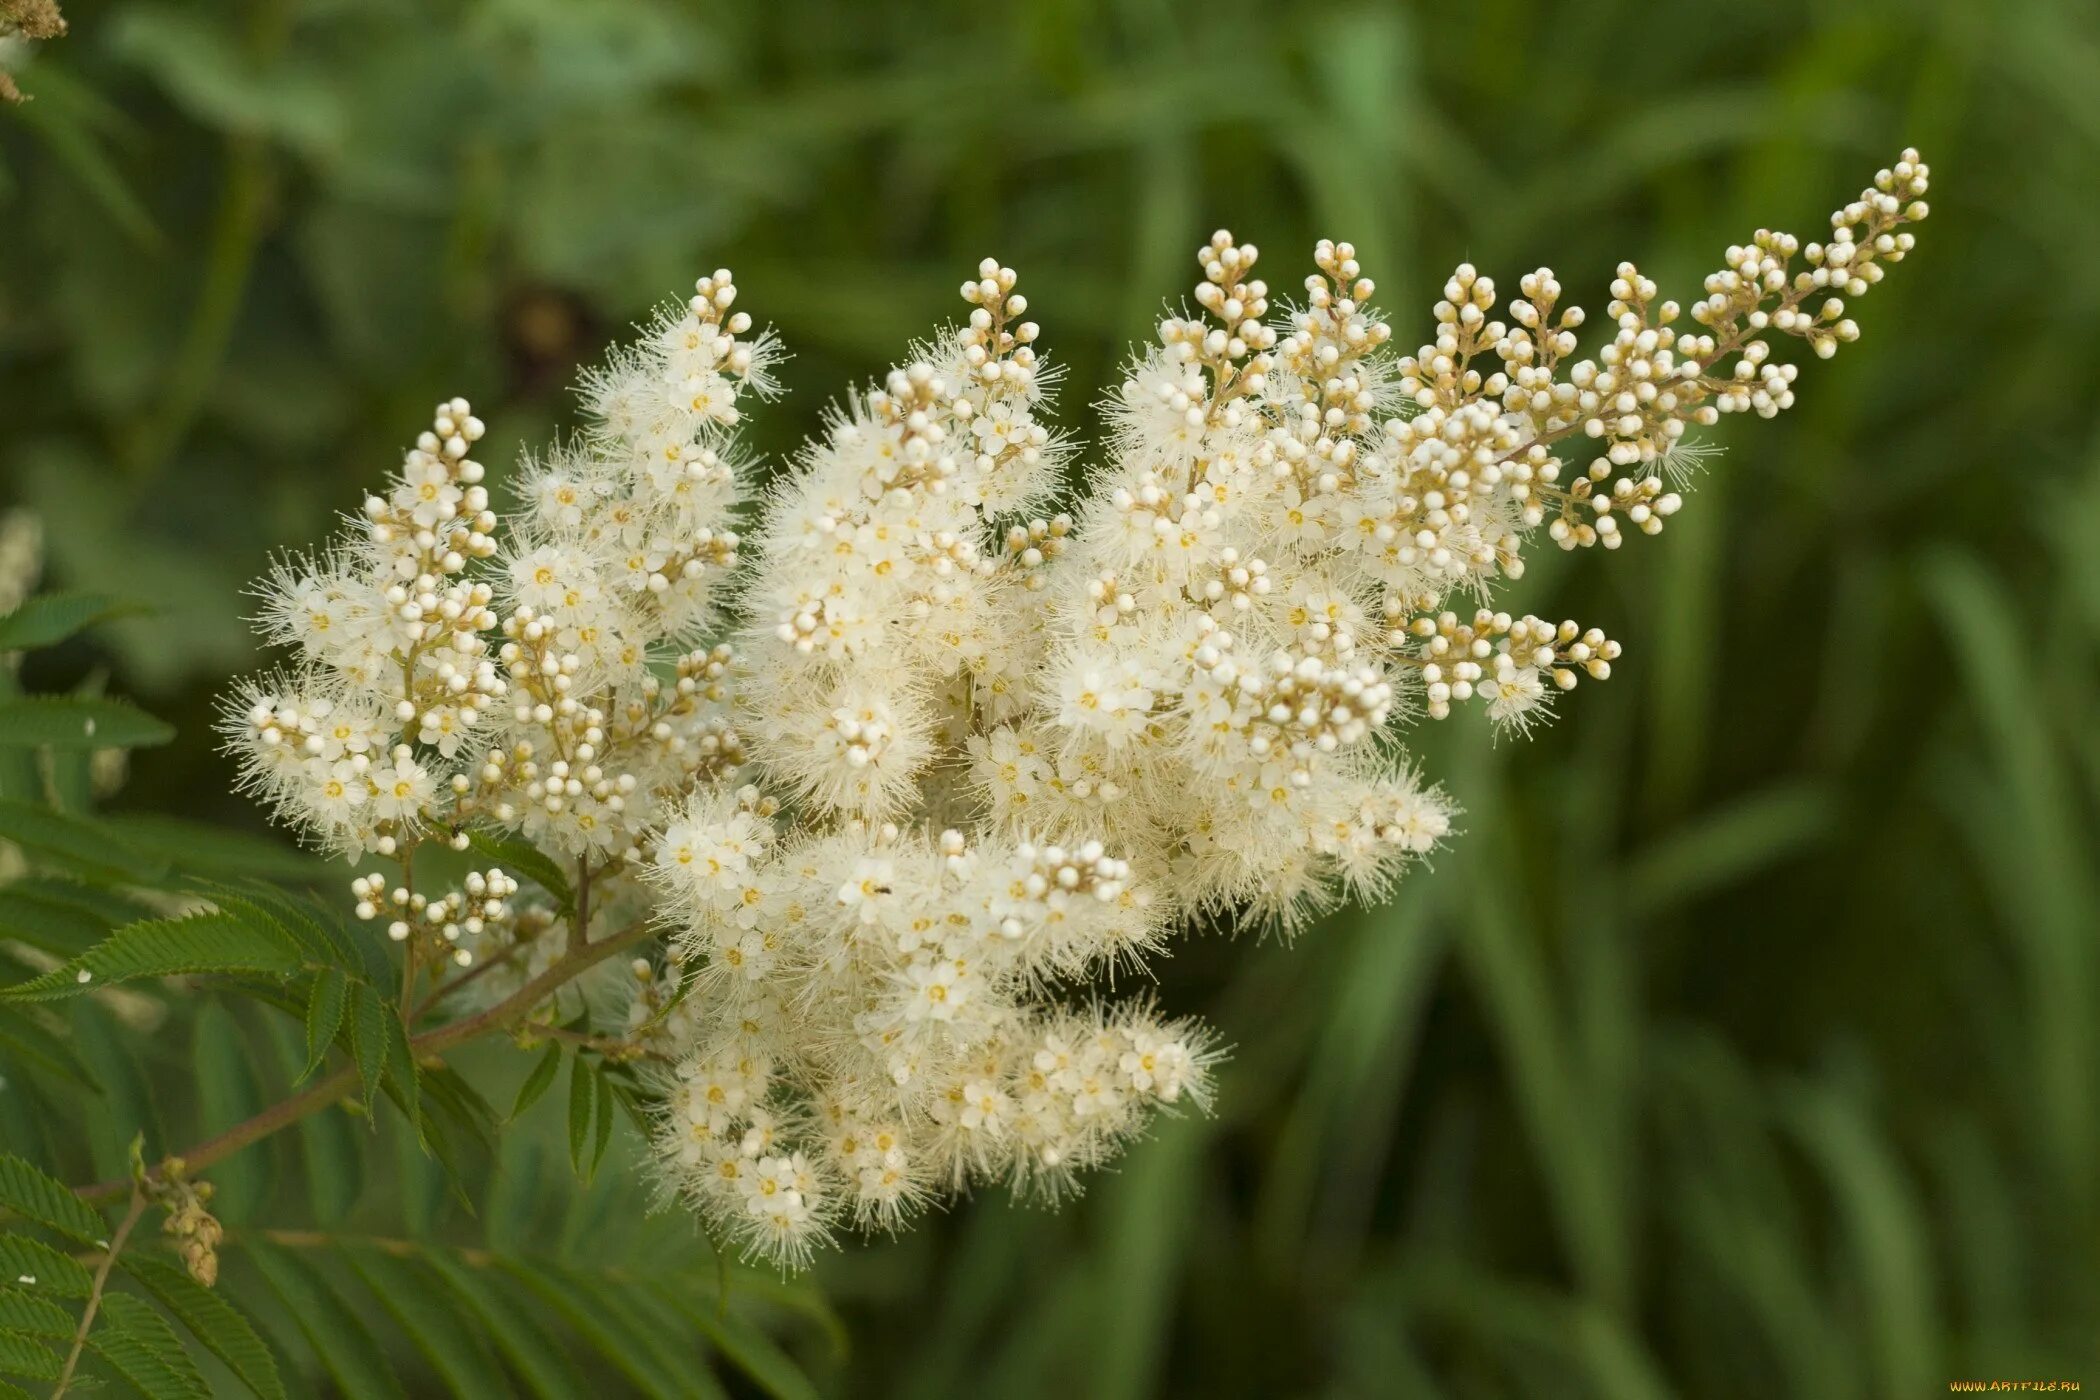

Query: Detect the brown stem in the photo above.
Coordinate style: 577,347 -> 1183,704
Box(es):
525,1023 -> 669,1064
52,1185 -> 148,1395
412,935 -> 526,1018
73,916 -> 660,1203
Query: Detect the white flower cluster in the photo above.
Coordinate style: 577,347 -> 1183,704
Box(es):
221,153 -> 1927,1270
223,274 -> 774,977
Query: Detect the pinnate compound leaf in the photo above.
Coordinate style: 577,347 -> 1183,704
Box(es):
344,1249 -> 510,1399
681,1298 -> 822,1400
0,696 -> 173,750
567,1053 -> 595,1180
122,1253 -> 287,1400
0,1288 -> 72,1336
511,1042 -> 562,1123
0,1331 -> 59,1382
303,970 -> 350,1081
0,798 -> 168,884
0,592 -> 139,653
1,910 -> 305,1001
109,816 -> 330,884
245,1244 -> 405,1398
0,1155 -> 105,1244
0,1234 -> 92,1297
0,1007 -> 100,1092
348,984 -> 391,1113
421,1253 -> 593,1400
91,1292 -> 211,1400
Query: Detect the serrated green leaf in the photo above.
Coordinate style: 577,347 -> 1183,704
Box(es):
122,1253 -> 287,1400
303,971 -> 349,1082
1,910 -> 305,1001
184,886 -> 334,966
245,1244 -> 405,1399
0,880 -> 154,963
92,1292 -> 212,1400
0,798 -> 168,884
0,1376 -> 30,1400
0,1154 -> 105,1244
381,997 -> 422,1137
567,1053 -> 595,1181
348,985 -> 389,1114
0,592 -> 139,653
0,1287 -> 71,1336
464,830 -> 576,916
344,1249 -> 510,1399
420,1065 -> 497,1147
591,1063 -> 616,1176
218,884 -> 376,984
511,1042 -> 562,1123
422,1254 -> 592,1400
0,1234 -> 92,1297
0,696 -> 174,751
0,1007 -> 99,1093
0,1330 -> 59,1381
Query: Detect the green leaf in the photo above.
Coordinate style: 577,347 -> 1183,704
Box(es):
0,1234 -> 92,1297
258,1016 -> 361,1226
465,830 -> 575,916
214,884 -> 376,984
0,884 -> 115,959
0,1331 -> 59,1382
680,1297 -> 822,1400
105,816 -> 329,884
381,998 -> 422,1135
7,73 -> 163,250
0,592 -> 139,653
0,799 -> 168,884
422,1255 -> 592,1400
343,1249 -> 511,1399
245,1244 -> 405,1399
0,879 -> 155,962
0,1008 -> 99,1093
91,1292 -> 212,1400
0,1288 -> 72,1336
566,1052 -> 596,1181
504,1265 -> 701,1400
0,1154 -> 105,1245
193,1003 -> 267,1220
122,1253 -> 287,1400
1,910 -> 305,1002
510,1042 -> 562,1123
348,984 -> 389,1113
303,971 -> 349,1082
0,696 -> 174,751
591,1063 -> 616,1175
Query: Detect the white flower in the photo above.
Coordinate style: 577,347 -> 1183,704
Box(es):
216,155 -> 1930,1270
369,756 -> 432,822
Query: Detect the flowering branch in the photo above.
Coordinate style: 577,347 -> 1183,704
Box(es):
192,151 -> 1929,1269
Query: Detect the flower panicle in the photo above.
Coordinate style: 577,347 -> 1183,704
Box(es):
220,152 -> 1928,1268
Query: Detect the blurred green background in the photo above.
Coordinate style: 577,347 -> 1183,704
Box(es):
5,0 -> 2099,1395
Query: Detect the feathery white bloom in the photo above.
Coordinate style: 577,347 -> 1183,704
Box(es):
220,154 -> 1930,1270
